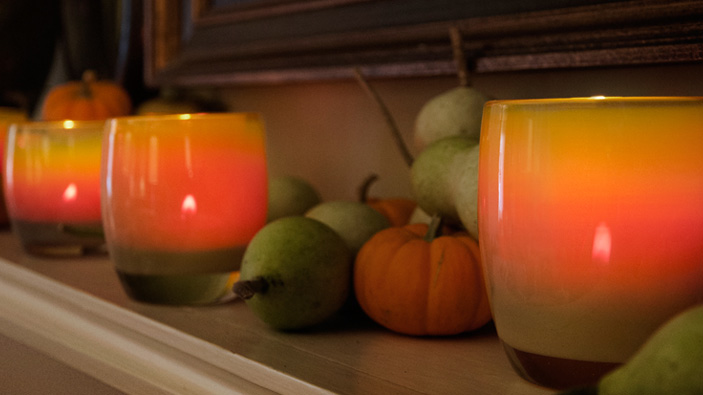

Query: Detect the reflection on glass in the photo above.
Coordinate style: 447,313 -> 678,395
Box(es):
0,108 -> 28,226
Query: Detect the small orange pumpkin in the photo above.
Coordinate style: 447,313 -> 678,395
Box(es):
354,217 -> 491,336
359,173 -> 416,227
40,70 -> 132,121
366,197 -> 417,227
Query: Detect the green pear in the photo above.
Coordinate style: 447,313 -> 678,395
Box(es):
136,87 -> 202,115
305,200 -> 390,254
267,175 -> 322,222
413,86 -> 489,153
233,216 -> 352,330
410,135 -> 478,229
451,143 -> 481,240
597,304 -> 703,395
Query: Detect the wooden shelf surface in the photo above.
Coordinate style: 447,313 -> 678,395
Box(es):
0,231 -> 553,394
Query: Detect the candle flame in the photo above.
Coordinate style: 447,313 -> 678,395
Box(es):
592,222 -> 612,265
62,183 -> 78,202
181,194 -> 197,218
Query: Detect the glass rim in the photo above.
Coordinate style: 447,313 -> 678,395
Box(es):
8,119 -> 106,130
485,96 -> 703,107
105,112 -> 262,123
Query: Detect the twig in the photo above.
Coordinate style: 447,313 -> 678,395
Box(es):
449,26 -> 470,87
358,173 -> 379,203
353,68 -> 414,167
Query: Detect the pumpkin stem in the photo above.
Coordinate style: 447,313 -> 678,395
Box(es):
449,26 -> 470,88
79,70 -> 97,99
358,173 -> 379,203
352,67 -> 414,167
424,215 -> 445,242
232,277 -> 268,300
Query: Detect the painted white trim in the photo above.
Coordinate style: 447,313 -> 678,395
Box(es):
0,258 -> 333,394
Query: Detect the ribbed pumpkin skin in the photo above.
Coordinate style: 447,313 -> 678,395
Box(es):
354,223 -> 491,336
41,71 -> 132,121
366,197 -> 416,227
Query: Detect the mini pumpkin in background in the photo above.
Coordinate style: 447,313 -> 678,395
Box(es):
366,197 -> 416,228
358,173 -> 416,227
40,70 -> 132,121
354,216 -> 491,336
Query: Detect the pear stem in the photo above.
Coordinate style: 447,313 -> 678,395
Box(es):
358,173 -> 379,203
79,70 -> 97,99
449,26 -> 470,88
232,277 -> 268,300
353,67 -> 414,167
424,215 -> 445,243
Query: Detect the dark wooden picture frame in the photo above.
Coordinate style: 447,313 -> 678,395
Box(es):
144,0 -> 703,86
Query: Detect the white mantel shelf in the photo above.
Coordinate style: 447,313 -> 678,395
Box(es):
0,230 -> 553,394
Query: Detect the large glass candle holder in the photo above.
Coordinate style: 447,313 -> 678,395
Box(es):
478,97 -> 703,389
4,120 -> 105,255
0,108 -> 28,226
101,113 -> 268,305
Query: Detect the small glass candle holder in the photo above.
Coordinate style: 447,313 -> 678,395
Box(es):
0,107 -> 28,227
101,113 -> 268,305
477,97 -> 703,390
4,120 -> 105,256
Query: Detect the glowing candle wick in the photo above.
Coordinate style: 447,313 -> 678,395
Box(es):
181,194 -> 197,218
63,183 -> 78,202
592,222 -> 612,265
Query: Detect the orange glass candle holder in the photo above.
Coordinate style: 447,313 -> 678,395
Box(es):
4,120 -> 105,255
478,97 -> 703,390
101,113 -> 268,305
0,107 -> 28,226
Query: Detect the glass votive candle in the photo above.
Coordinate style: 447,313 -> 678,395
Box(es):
0,107 -> 28,226
4,120 -> 105,255
101,113 -> 268,305
478,97 -> 703,389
